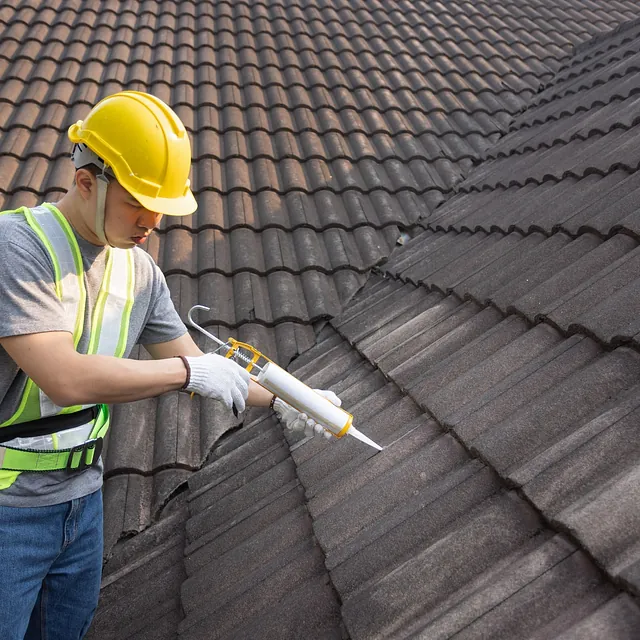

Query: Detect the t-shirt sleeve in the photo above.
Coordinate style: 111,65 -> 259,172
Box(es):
0,236 -> 73,339
138,260 -> 188,345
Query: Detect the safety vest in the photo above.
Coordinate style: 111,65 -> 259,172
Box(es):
0,203 -> 135,475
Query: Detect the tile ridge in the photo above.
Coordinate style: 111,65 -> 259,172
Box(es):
456,165 -> 640,194
509,91 -> 640,133
0,110 -> 506,140
484,121 -> 640,161
1,145 -> 489,166
529,61 -> 640,108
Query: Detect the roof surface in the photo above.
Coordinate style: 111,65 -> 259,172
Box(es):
2,1 -> 640,638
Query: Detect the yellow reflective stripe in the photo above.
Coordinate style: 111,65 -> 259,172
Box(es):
23,207 -> 63,300
90,404 -> 110,439
30,205 -> 86,420
44,204 -> 86,345
0,405 -> 109,472
0,380 -> 40,426
87,247 -> 114,355
0,209 -> 46,428
0,203 -> 131,459
116,249 -> 135,358
89,247 -> 135,358
0,205 -> 86,426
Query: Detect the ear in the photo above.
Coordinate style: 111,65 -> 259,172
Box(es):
74,168 -> 96,200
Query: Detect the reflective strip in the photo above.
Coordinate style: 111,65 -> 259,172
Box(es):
0,203 -> 135,463
0,443 -> 98,473
0,206 -> 86,427
51,424 -> 92,451
0,405 -> 110,472
29,205 -> 85,348
88,247 -> 133,358
31,207 -> 86,422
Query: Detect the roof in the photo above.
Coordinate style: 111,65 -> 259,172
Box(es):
3,0 -> 640,638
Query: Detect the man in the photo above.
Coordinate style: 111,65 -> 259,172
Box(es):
0,91 -> 336,639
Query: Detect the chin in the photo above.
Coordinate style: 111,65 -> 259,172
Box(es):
111,239 -> 134,249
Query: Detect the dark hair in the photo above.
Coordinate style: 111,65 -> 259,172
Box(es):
77,163 -> 101,176
72,163 -> 112,186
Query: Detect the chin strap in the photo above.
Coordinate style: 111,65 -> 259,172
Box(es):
95,175 -> 109,245
72,143 -> 115,247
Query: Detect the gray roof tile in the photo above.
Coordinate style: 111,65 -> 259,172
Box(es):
326,466 -> 502,595
545,244 -> 640,334
515,233 -> 637,320
184,482 -> 303,572
358,294 -> 463,361
86,510 -> 186,640
318,246 -> 640,631
471,348 -> 640,474
406,315 -> 529,395
313,433 -> 472,553
307,412 -> 439,515
448,334 -> 603,440
521,383 -> 640,515
557,463 -> 640,592
411,545 -> 616,640
382,304 -> 503,386
427,323 -> 564,420
188,452 -> 296,524
551,594 -> 640,640
182,506 -> 314,611
339,492 -> 543,637
332,282 -> 433,344
179,542 -> 336,639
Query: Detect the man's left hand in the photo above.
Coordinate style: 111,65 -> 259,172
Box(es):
273,389 -> 342,439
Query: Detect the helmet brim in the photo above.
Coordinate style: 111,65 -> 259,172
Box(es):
134,188 -> 198,217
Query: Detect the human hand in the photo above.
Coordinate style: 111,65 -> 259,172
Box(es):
273,389 -> 342,439
184,353 -> 250,412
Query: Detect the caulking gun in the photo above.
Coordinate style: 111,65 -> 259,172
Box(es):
188,305 -> 383,451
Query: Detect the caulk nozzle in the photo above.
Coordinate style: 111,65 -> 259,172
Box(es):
347,425 -> 384,451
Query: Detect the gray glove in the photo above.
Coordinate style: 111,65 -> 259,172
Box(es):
273,389 -> 342,439
185,353 -> 250,413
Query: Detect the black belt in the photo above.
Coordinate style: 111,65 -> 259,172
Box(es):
0,405 -> 99,444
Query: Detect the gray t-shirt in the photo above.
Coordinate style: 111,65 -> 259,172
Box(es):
0,205 -> 187,507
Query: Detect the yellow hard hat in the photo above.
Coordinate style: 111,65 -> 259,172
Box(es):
68,91 -> 197,217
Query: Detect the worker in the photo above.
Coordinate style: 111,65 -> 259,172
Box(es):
0,90 -> 338,640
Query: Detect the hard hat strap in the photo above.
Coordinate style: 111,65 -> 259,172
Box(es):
72,143 -> 115,246
95,175 -> 110,246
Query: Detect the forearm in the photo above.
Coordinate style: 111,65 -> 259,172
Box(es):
146,333 -> 274,408
2,328 -> 278,411
59,357 -> 273,409
56,352 -> 188,406
248,378 -> 275,407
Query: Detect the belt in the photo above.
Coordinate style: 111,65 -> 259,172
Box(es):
0,405 -> 99,444
0,404 -> 109,474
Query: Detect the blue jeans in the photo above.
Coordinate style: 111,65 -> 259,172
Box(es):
0,490 -> 103,640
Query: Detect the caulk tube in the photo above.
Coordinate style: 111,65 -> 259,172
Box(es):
257,362 -> 352,437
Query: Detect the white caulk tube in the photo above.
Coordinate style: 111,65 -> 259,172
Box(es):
256,361 -> 383,451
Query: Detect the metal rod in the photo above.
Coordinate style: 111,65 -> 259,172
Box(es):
187,305 -> 263,370
187,305 -> 229,348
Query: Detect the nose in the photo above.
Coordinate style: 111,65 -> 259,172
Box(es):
138,209 -> 163,231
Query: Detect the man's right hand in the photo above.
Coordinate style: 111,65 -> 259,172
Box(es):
184,353 -> 251,412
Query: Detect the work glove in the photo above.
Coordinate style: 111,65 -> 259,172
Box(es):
184,353 -> 251,413
273,389 -> 342,439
